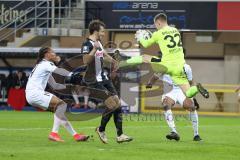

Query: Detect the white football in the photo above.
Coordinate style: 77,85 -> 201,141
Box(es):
135,30 -> 152,42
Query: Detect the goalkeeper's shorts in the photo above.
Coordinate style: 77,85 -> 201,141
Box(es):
150,62 -> 189,85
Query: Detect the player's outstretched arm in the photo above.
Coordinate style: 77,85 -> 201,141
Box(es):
140,37 -> 156,48
103,51 -> 117,64
135,30 -> 156,48
53,67 -> 83,85
53,68 -> 71,76
48,75 -> 66,90
103,51 -> 119,71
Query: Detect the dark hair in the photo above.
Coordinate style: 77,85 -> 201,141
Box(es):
36,47 -> 51,64
154,13 -> 167,22
88,20 -> 106,35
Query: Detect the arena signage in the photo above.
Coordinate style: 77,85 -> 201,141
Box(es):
0,0 -> 49,28
0,3 -> 28,24
112,2 -> 159,10
85,1 -> 217,30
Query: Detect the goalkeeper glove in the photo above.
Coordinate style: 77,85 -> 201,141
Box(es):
135,30 -> 152,42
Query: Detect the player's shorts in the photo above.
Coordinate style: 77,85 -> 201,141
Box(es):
25,89 -> 54,110
151,61 -> 188,85
88,80 -> 117,101
162,87 -> 191,106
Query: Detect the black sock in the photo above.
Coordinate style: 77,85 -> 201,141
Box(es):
113,107 -> 123,136
99,109 -> 113,132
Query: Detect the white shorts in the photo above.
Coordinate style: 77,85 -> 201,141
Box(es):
26,90 -> 54,110
162,87 -> 190,106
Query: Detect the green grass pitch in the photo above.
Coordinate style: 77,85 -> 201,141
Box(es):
0,111 -> 240,160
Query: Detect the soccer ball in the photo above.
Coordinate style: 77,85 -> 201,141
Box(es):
135,30 -> 152,42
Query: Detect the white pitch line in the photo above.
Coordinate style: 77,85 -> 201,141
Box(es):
0,128 -> 49,131
0,126 -> 95,131
0,125 -> 239,131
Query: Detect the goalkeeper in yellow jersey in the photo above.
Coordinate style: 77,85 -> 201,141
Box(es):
121,13 -> 209,99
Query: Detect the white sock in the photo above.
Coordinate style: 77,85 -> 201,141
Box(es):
84,96 -> 89,106
55,102 -> 77,136
52,114 -> 61,133
61,120 -> 77,136
164,110 -> 177,133
190,110 -> 199,136
72,94 -> 80,104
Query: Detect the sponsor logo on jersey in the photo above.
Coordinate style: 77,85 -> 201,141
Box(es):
95,50 -> 104,57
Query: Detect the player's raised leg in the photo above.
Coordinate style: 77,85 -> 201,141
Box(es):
119,54 -> 162,69
120,55 -> 209,99
180,82 -> 209,99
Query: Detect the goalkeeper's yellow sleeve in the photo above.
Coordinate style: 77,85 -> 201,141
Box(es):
139,32 -> 157,48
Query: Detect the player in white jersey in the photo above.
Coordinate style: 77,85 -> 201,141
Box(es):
26,47 -> 89,142
146,63 -> 202,141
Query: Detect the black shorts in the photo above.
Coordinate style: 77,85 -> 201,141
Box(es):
89,80 -> 117,96
87,80 -> 118,101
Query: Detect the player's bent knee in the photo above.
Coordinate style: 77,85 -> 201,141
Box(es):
183,99 -> 195,111
54,100 -> 68,120
162,97 -> 175,110
49,96 -> 65,112
183,106 -> 196,112
104,96 -> 119,110
163,105 -> 171,111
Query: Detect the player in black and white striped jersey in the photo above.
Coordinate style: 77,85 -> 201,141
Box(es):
81,20 -> 133,143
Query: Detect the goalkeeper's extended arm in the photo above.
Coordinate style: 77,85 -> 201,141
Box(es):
140,37 -> 156,48
135,30 -> 156,48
